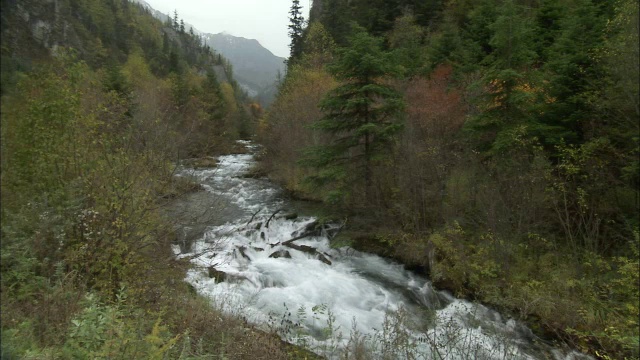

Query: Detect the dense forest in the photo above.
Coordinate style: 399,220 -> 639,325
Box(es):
1,0 -> 638,359
0,0 -> 295,358
260,0 -> 639,358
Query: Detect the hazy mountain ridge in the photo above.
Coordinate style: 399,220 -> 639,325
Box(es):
133,0 -> 285,106
202,33 -> 286,106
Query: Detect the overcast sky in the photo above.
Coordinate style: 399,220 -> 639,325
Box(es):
143,0 -> 311,58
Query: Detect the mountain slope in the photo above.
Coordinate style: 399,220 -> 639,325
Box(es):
201,33 -> 286,106
131,0 -> 285,106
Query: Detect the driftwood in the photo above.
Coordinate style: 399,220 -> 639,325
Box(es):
235,246 -> 251,260
246,208 -> 263,227
265,208 -> 283,228
317,253 -> 332,266
282,242 -> 332,266
283,242 -> 316,254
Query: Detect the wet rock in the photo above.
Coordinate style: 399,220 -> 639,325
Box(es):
252,246 -> 264,252
236,246 -> 251,260
292,220 -> 322,238
254,222 -> 262,230
283,213 -> 298,220
208,267 -> 226,282
269,250 -> 292,259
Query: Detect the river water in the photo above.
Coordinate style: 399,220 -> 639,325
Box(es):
171,141 -> 591,360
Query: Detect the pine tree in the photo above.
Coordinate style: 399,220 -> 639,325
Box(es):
540,0 -> 609,146
302,26 -> 404,203
466,0 -> 542,154
288,0 -> 305,63
173,10 -> 179,30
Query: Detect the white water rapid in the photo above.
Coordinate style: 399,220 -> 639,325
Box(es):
172,141 -> 592,360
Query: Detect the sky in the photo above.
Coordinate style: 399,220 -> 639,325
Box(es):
143,0 -> 311,58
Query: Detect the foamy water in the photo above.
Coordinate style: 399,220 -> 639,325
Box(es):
172,141 -> 592,360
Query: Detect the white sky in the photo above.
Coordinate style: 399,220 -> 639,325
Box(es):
143,0 -> 311,58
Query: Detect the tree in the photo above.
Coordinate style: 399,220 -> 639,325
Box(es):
173,10 -> 179,29
540,0 -> 609,147
301,22 -> 336,68
465,0 -> 541,154
302,26 -> 404,203
387,14 -> 425,77
288,0 -> 305,63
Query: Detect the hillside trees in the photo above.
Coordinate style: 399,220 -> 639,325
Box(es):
263,0 -> 639,357
0,0 -> 257,356
258,22 -> 338,196
259,66 -> 338,196
301,26 -> 404,205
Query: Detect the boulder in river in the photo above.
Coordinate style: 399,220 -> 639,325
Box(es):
269,250 -> 292,259
283,213 -> 298,220
292,220 -> 322,238
208,267 -> 226,282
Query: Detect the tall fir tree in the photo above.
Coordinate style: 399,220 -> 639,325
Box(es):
540,0 -> 609,147
173,9 -> 179,29
288,0 -> 305,64
466,0 -> 542,154
302,25 -> 404,203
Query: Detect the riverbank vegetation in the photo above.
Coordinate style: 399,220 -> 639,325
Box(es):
259,0 -> 639,358
0,1 -> 300,358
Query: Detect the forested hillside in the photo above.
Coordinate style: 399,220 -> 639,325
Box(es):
260,0 -> 639,358
0,1 -> 295,358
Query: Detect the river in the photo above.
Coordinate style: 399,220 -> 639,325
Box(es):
169,141 -> 592,360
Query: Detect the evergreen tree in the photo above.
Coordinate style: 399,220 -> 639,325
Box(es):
302,26 -> 404,202
466,0 -> 542,154
540,0 -> 609,146
173,9 -> 179,29
319,0 -> 353,46
288,0 -> 305,63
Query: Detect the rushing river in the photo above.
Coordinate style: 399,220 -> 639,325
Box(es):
170,141 -> 591,360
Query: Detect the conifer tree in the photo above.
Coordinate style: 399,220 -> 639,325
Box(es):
288,0 -> 305,63
302,26 -> 404,203
466,0 -> 541,154
173,10 -> 179,29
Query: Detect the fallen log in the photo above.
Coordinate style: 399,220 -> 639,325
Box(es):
282,242 -> 332,265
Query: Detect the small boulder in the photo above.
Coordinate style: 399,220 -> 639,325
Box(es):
284,213 -> 298,220
269,250 -> 292,259
208,267 -> 226,282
